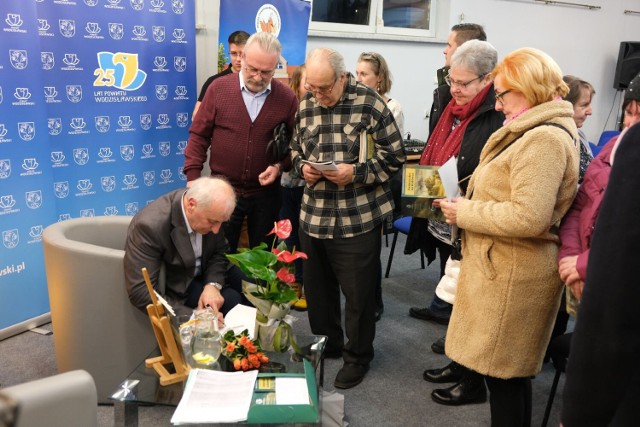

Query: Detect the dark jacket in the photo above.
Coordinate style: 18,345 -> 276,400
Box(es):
428,66 -> 452,136
404,84 -> 505,261
124,189 -> 230,314
562,123 -> 640,426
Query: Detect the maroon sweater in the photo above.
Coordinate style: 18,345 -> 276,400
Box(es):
184,73 -> 298,196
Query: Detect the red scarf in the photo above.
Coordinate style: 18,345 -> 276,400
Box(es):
420,84 -> 492,166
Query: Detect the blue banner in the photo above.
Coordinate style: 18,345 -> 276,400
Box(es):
0,0 -> 195,330
219,0 -> 310,67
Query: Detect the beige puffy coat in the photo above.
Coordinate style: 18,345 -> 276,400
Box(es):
445,100 -> 579,379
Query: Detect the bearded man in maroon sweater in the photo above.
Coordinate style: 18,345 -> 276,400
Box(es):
184,32 -> 298,252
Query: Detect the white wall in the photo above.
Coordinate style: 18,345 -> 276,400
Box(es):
195,0 -> 640,143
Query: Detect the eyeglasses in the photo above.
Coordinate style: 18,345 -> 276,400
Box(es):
494,89 -> 512,104
445,73 -> 486,89
243,64 -> 276,79
304,76 -> 338,96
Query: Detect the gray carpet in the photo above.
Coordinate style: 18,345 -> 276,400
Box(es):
0,232 -> 565,426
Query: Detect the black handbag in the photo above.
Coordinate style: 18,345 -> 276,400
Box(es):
266,122 -> 291,162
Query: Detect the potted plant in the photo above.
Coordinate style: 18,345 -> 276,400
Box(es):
226,220 -> 307,352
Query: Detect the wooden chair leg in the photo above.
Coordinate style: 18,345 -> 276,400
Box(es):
385,231 -> 399,278
541,368 -> 562,427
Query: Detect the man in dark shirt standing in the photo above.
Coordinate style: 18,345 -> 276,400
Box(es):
291,47 -> 405,389
184,32 -> 298,252
192,30 -> 250,118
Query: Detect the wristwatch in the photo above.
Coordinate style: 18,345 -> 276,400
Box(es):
206,282 -> 223,291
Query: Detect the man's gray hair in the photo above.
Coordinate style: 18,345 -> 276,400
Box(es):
450,40 -> 498,77
186,176 -> 236,216
306,47 -> 346,79
244,31 -> 282,56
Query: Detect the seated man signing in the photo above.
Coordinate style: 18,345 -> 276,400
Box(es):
124,176 -> 244,318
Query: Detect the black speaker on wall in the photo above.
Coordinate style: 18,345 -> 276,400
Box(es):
613,41 -> 640,90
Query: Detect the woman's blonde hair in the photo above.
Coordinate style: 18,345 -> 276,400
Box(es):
357,51 -> 392,95
492,47 -> 569,106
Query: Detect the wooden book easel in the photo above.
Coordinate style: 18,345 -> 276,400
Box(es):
142,267 -> 190,385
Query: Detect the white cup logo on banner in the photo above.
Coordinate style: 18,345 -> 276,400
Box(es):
14,88 -> 31,101
63,53 -> 80,66
154,56 -> 167,70
98,147 -> 113,160
37,18 -> 50,31
0,195 -> 16,209
85,22 -> 100,35
160,168 -> 172,182
104,206 -> 119,216
22,158 -> 39,171
141,144 -> 153,157
77,179 -> 93,193
50,152 -> 66,164
6,13 -> 24,29
132,25 -> 146,37
29,225 -> 43,239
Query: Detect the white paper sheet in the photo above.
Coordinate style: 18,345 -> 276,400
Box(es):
170,369 -> 258,425
300,160 -> 339,171
438,156 -> 460,201
275,377 -> 310,405
222,304 -> 257,339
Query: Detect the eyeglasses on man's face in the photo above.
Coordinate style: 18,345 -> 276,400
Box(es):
445,73 -> 486,89
304,76 -> 338,96
243,63 -> 276,80
494,89 -> 512,105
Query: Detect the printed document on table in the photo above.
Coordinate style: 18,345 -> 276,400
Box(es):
171,368 -> 258,425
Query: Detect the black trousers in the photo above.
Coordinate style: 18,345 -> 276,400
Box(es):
223,186 -> 280,252
300,225 -> 381,366
485,376 -> 532,427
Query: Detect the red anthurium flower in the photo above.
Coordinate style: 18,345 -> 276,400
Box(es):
273,248 -> 309,263
267,219 -> 292,240
276,267 -> 296,283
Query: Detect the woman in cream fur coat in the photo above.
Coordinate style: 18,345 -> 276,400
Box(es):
436,48 -> 580,426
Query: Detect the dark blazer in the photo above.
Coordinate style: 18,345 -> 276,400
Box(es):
124,189 -> 230,313
562,123 -> 640,426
